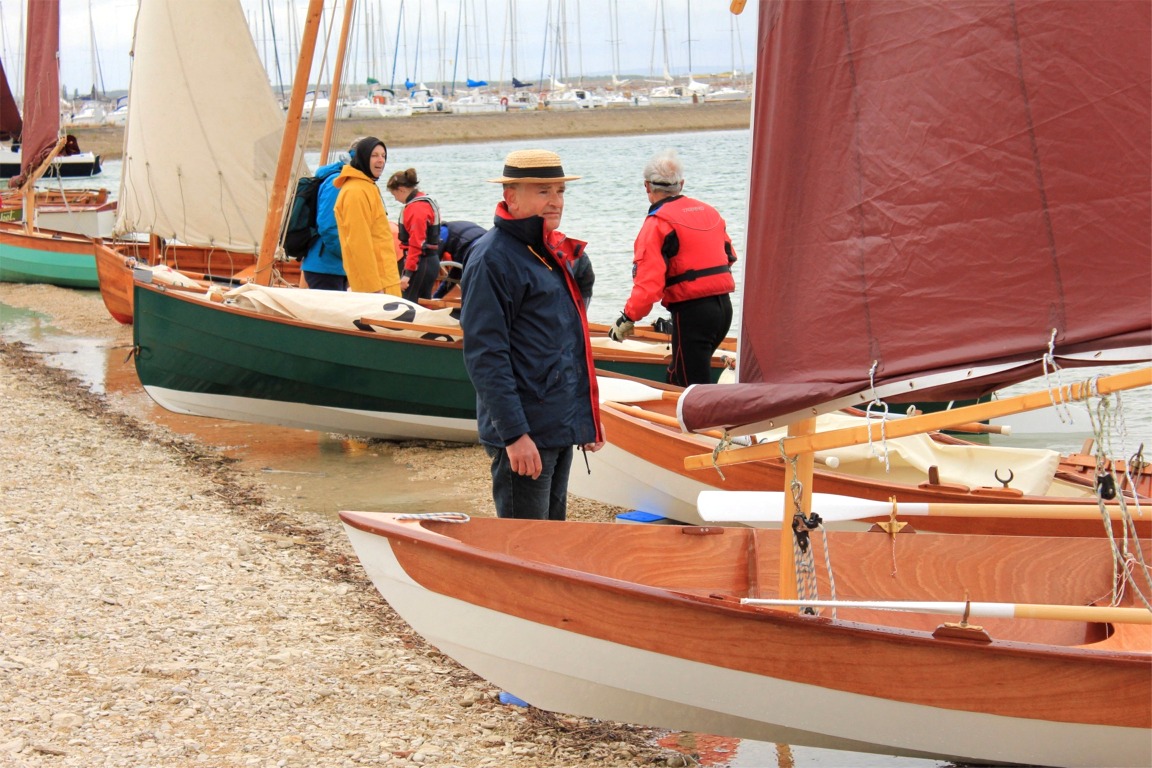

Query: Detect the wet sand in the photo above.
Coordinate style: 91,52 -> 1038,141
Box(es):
70,100 -> 751,161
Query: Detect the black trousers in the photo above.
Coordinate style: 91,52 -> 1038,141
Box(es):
402,255 -> 441,302
667,293 -> 733,386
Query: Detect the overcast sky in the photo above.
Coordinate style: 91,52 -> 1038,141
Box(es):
0,0 -> 758,99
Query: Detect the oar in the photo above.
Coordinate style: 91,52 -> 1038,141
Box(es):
696,490 -> 1129,524
739,598 -> 1152,625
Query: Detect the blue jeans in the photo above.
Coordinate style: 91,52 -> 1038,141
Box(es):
484,444 -> 573,520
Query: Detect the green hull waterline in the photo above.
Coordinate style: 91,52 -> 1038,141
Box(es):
0,238 -> 99,288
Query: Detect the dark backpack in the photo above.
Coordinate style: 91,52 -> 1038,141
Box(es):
282,175 -> 322,259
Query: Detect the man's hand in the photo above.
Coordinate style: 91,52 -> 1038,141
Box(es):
506,434 -> 542,479
608,313 -> 635,342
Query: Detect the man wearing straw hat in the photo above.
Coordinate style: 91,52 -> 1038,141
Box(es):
460,149 -> 604,520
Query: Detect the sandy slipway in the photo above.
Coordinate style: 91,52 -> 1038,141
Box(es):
0,285 -> 699,767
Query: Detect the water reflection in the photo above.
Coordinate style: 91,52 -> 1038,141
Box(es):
0,300 -> 472,517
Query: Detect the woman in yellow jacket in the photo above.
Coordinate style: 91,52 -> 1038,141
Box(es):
333,136 -> 402,294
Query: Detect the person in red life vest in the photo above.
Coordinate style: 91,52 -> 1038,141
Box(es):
385,167 -> 443,302
460,148 -> 604,520
609,149 -> 737,386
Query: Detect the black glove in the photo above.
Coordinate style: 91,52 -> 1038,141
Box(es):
609,312 -> 636,342
652,316 -> 672,335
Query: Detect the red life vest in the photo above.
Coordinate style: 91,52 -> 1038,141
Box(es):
650,196 -> 736,304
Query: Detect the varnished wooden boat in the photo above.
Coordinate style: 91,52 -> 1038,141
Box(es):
572,385 -> 1149,537
340,511 -> 1152,767
94,238 -> 302,325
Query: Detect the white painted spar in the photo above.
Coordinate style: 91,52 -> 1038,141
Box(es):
696,490 -> 1133,525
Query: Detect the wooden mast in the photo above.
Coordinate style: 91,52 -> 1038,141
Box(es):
320,0 -> 357,165
19,137 -> 66,232
778,419 -> 815,601
253,0 -> 325,287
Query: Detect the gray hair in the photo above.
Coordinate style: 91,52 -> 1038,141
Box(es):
642,149 -> 685,196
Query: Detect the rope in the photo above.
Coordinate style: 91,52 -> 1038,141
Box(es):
1078,380 -> 1152,610
864,360 -> 891,472
1041,328 -> 1076,426
709,432 -> 734,481
778,445 -> 838,617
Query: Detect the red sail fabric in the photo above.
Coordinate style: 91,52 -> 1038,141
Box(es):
0,58 -> 22,141
20,0 -> 61,178
681,0 -> 1151,433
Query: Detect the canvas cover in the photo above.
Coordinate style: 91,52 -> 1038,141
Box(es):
114,0 -> 307,251
681,0 -> 1151,433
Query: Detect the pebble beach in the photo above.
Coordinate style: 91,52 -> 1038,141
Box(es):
2,102 -> 752,766
0,293 -> 693,765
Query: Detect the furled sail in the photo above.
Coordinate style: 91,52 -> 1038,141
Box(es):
681,0 -> 1151,434
114,0 -> 305,252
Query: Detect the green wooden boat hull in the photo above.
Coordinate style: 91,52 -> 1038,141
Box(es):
0,228 -> 99,288
132,283 -> 689,442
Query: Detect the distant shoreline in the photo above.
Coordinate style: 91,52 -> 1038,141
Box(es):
68,100 -> 751,162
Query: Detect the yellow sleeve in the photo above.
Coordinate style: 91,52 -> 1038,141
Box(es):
374,205 -> 402,296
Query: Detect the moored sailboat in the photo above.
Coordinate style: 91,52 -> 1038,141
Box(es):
0,2 -> 106,288
94,0 -> 305,325
338,2 -> 1151,764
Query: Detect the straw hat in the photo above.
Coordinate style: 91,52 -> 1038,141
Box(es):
488,149 -> 581,183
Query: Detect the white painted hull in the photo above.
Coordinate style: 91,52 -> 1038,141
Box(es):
568,437 -> 710,524
451,101 -> 505,113
343,521 -> 1149,768
143,385 -> 478,442
342,101 -> 414,119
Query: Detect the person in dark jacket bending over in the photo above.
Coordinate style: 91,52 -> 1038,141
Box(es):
460,149 -> 604,520
609,148 -> 737,386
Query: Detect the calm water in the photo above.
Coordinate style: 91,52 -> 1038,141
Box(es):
63,129 -> 752,329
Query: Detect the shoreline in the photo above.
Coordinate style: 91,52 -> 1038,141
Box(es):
69,100 -> 751,162
0,284 -> 693,767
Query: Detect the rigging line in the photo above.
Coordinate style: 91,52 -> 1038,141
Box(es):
864,360 -> 890,472
836,0 -> 881,361
1084,389 -> 1152,609
1007,0 -> 1067,332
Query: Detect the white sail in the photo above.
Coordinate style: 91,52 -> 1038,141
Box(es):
114,0 -> 305,252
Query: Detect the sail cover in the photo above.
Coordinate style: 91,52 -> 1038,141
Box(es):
114,0 -> 301,252
19,0 -> 60,178
681,0 -> 1151,433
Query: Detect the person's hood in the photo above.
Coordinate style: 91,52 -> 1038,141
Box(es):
350,136 -> 386,179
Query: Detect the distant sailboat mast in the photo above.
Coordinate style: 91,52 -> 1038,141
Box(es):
86,0 -> 105,98
684,0 -> 692,77
609,0 -> 620,84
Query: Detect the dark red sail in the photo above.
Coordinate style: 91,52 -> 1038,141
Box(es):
20,0 -> 61,178
681,0 -> 1151,433
0,58 -> 21,141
